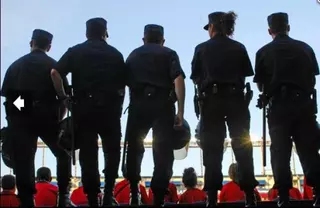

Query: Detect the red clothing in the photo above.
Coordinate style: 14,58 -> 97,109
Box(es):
70,186 -> 103,206
0,190 -> 20,207
260,192 -> 269,201
148,183 -> 179,204
303,177 -> 313,200
113,179 -> 148,204
178,188 -> 207,204
219,181 -> 261,202
34,182 -> 58,207
268,187 -> 302,201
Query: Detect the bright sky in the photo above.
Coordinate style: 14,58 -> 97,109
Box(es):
1,0 -> 319,177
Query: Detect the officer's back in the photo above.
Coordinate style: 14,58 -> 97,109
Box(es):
3,50 -> 56,95
124,24 -> 186,206
191,17 -> 253,90
253,12 -> 320,208
1,29 -> 57,114
63,39 -> 124,93
127,44 -> 178,90
191,12 -> 258,207
51,18 -> 125,207
255,33 -> 317,96
199,37 -> 250,87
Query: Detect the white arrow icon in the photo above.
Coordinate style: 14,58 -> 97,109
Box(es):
13,96 -> 24,111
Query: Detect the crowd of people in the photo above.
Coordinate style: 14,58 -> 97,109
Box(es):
0,164 -> 315,207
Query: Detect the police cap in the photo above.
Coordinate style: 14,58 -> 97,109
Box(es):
31,29 -> 53,43
267,12 -> 289,27
86,17 -> 107,34
204,12 -> 226,30
144,24 -> 164,38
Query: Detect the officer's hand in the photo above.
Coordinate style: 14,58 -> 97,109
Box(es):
174,111 -> 184,128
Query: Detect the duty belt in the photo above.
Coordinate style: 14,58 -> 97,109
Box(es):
268,86 -> 313,110
130,86 -> 175,101
269,86 -> 311,101
74,90 -> 124,99
202,84 -> 244,96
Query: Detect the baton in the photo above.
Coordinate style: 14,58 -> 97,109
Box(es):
262,86 -> 267,167
69,87 -> 76,166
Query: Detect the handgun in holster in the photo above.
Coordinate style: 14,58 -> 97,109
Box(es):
194,85 -> 201,119
256,93 -> 268,110
244,82 -> 253,107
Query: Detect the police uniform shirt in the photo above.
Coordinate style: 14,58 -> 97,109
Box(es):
55,18 -> 125,93
126,44 -> 185,89
1,49 -> 57,100
253,35 -> 319,94
55,41 -> 125,93
190,35 -> 254,90
1,29 -> 59,101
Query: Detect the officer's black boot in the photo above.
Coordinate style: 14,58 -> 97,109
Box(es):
314,187 -> 320,208
277,188 -> 290,208
130,182 -> 141,206
58,192 -> 72,207
102,186 -> 118,206
57,183 -> 73,207
19,195 -> 35,207
87,194 -> 99,207
245,190 -> 257,207
206,190 -> 218,208
153,193 -> 165,207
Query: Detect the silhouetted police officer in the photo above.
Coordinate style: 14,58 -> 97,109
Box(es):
253,12 -> 320,208
1,29 -> 72,207
191,12 -> 259,208
124,24 -> 186,206
51,18 -> 126,206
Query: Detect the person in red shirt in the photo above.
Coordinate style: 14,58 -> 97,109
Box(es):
113,178 -> 148,205
219,163 -> 261,203
268,185 -> 302,201
71,183 -> 103,206
259,192 -> 269,201
303,177 -> 314,200
0,175 -> 20,207
178,167 -> 207,204
34,167 -> 59,207
148,182 -> 179,205
268,172 -> 302,202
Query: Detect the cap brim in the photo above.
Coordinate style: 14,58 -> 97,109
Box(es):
203,24 -> 209,30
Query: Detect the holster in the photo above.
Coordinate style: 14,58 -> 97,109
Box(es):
256,92 -> 269,110
193,85 -> 203,119
244,82 -> 253,107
